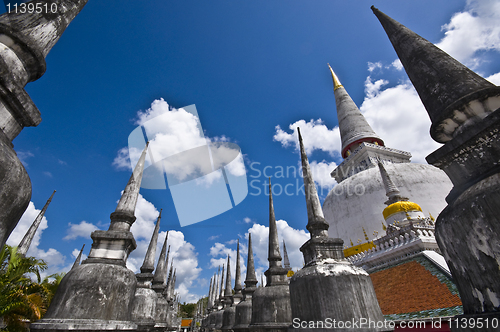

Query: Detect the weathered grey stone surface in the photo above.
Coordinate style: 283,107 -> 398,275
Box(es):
222,307 -> 236,332
233,300 -> 252,332
0,0 -> 88,250
131,287 -> 158,331
214,310 -> 224,331
372,6 -> 500,144
250,181 -> 291,332
329,66 -> 384,158
289,129 -> 386,332
234,235 -> 256,332
373,6 -> 500,331
0,140 -> 31,248
32,143 -> 149,332
250,285 -> 291,332
36,263 -> 138,321
131,213 -> 162,331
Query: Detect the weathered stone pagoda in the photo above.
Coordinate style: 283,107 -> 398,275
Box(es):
221,255 -> 234,332
233,234 -> 258,332
31,143 -> 150,331
0,0 -> 88,249
249,180 -> 291,332
132,211 -> 162,331
323,64 -> 452,246
289,128 -> 386,332
373,6 -> 500,330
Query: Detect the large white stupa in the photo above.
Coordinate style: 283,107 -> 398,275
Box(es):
322,65 -> 453,249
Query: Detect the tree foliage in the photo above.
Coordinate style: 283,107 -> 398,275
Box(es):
0,245 -> 63,332
179,302 -> 196,318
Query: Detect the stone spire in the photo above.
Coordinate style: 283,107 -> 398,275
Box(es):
245,234 -> 258,287
233,239 -> 243,302
377,161 -> 408,206
249,186 -> 291,332
0,0 -> 89,63
261,274 -> 264,287
282,240 -> 291,271
215,266 -> 220,305
152,233 -> 169,292
223,255 -> 232,307
210,272 -> 216,308
297,128 -> 329,238
17,190 -> 56,256
232,234 -> 258,332
70,244 -> 85,271
208,276 -> 214,310
140,209 -> 162,273
110,142 -> 150,229
328,64 -> 384,158
268,178 -> 282,267
171,269 -> 177,296
219,264 -> 225,306
165,261 -> 174,299
84,142 -> 149,266
371,6 -> 500,143
289,129 -> 386,331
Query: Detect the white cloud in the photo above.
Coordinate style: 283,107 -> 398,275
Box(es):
309,160 -> 337,191
112,147 -> 131,170
7,202 -> 47,248
130,193 -> 160,240
63,220 -> 99,240
436,0 -> 500,69
273,119 -> 341,156
368,62 -> 383,73
113,99 -> 245,194
486,72 -> 500,85
359,78 -> 442,163
243,220 -> 309,273
391,59 -> 403,71
243,217 -> 252,224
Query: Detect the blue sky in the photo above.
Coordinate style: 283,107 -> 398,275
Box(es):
5,0 -> 500,302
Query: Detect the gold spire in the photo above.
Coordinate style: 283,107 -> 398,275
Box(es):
328,63 -> 343,91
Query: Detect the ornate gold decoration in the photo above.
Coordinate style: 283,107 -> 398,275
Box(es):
383,201 -> 423,220
328,63 -> 344,91
343,241 -> 376,258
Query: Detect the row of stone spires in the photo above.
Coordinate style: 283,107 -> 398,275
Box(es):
205,4 -> 500,331
2,1 -> 498,330
198,125 -> 384,332
30,141 -> 181,331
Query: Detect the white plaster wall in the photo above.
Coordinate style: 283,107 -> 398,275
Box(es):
323,163 -> 453,245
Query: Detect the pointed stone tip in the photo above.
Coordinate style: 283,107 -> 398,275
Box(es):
371,5 -> 377,12
297,127 -> 303,142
